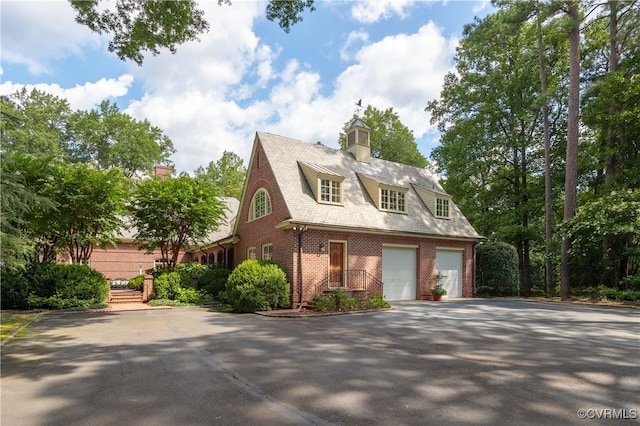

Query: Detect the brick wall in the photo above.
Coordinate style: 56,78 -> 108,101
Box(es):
89,242 -> 191,280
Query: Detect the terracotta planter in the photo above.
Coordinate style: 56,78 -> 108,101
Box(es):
432,294 -> 442,301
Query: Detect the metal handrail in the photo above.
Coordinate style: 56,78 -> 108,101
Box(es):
314,269 -> 382,293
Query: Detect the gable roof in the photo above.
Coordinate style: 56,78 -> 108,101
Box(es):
256,132 -> 482,240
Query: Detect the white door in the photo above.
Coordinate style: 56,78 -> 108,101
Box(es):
436,250 -> 462,298
382,247 -> 416,301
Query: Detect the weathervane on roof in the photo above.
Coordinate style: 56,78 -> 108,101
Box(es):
355,99 -> 363,117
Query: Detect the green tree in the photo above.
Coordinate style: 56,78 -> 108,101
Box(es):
52,163 -> 130,264
338,106 -> 428,168
0,88 -> 71,159
68,100 -> 175,177
194,150 -> 246,199
0,153 -> 53,272
70,0 -> 316,65
426,7 -> 565,296
129,175 -> 226,270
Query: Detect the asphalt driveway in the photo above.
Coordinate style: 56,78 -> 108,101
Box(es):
1,299 -> 638,425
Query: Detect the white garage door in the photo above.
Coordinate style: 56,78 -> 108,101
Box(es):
436,250 -> 463,298
382,247 -> 416,301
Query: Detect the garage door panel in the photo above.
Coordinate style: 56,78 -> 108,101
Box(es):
436,250 -> 462,298
382,247 -> 416,301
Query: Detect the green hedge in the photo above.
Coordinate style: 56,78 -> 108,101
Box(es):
198,266 -> 232,299
476,242 -> 519,297
225,260 -> 290,312
1,263 -> 108,310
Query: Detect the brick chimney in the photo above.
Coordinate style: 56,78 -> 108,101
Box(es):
346,118 -> 371,163
154,165 -> 173,179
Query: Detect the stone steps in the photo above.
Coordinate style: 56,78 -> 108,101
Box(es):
109,289 -> 144,304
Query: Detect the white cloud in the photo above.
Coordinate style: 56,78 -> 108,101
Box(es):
0,75 -> 135,110
473,0 -> 492,14
351,0 -> 416,23
340,31 -> 369,62
333,22 -> 456,144
0,1 -> 101,75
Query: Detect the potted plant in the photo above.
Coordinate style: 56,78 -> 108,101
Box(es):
431,285 -> 447,301
430,272 -> 447,301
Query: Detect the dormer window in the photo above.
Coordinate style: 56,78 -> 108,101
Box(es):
321,178 -> 342,204
412,183 -> 452,220
249,188 -> 272,221
380,187 -> 406,212
298,162 -> 344,205
436,197 -> 450,218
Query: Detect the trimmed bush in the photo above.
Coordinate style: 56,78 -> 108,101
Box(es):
311,291 -> 361,312
152,272 -> 182,300
225,260 -> 290,312
365,293 -> 391,309
1,273 -> 32,309
128,274 -> 144,291
176,262 -> 208,289
198,266 -> 231,299
4,263 -> 109,310
476,242 -> 519,297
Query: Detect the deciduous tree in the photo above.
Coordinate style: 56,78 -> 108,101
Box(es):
129,175 -> 226,270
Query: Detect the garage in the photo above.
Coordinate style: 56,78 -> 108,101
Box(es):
382,246 -> 417,301
436,249 -> 463,298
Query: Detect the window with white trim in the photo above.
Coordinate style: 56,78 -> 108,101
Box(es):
262,243 -> 273,260
247,246 -> 256,260
320,178 -> 342,204
380,188 -> 406,212
436,197 -> 450,218
249,188 -> 272,221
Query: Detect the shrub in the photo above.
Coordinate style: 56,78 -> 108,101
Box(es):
475,242 -> 519,297
1,273 -> 32,309
176,262 -> 208,288
152,272 -> 182,300
599,286 -> 640,302
225,260 -> 290,312
312,292 -> 334,312
311,291 -> 360,312
128,274 -> 144,291
365,293 -> 391,309
198,266 -> 231,299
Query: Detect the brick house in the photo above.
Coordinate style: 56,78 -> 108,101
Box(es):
230,119 -> 483,304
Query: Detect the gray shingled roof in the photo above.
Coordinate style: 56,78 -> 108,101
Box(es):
257,132 -> 482,240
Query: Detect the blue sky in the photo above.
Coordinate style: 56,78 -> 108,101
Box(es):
1,0 -> 492,173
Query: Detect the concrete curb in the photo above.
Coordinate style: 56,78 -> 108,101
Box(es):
0,311 -> 47,347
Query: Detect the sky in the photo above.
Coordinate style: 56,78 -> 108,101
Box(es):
1,0 -> 493,174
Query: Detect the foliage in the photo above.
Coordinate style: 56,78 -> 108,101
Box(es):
70,0 -> 315,64
67,100 -> 175,177
0,152 -> 54,272
311,291 -> 358,312
1,313 -> 39,342
152,272 -> 182,300
198,265 -> 232,299
194,151 -> 246,200
339,105 -> 428,167
364,293 -> 391,309
50,163 -> 130,264
598,286 -> 640,302
225,260 -> 290,312
2,89 -> 174,178
176,262 -> 208,288
431,285 -> 448,296
562,189 -> 640,288
2,264 -> 109,310
1,273 -> 32,310
128,274 -> 145,291
476,242 -> 520,297
129,175 -> 226,270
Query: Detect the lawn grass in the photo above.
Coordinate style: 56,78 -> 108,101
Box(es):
1,312 -> 39,342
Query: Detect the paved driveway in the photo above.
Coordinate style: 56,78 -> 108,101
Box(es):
1,300 -> 638,425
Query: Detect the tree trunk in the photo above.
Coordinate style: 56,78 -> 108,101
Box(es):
561,1 -> 580,301
537,9 -> 554,298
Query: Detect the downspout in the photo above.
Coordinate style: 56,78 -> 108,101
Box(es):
297,230 -> 303,305
216,242 -> 226,268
